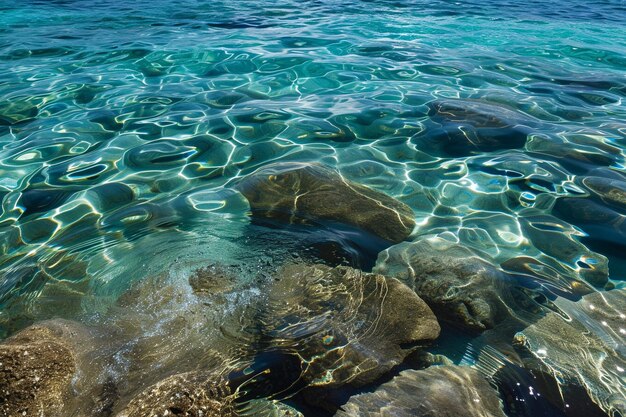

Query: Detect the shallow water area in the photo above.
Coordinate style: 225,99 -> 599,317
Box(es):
1,0 -> 626,416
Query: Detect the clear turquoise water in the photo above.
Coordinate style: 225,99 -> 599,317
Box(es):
1,0 -> 625,415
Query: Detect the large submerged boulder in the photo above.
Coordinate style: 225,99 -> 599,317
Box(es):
260,263 -> 440,389
335,365 -> 506,417
0,320 -> 96,416
374,237 -> 518,332
0,326 -> 74,416
514,289 -> 626,416
235,162 -> 415,243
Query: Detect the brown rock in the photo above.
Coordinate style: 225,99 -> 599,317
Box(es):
117,370 -> 236,417
375,240 -> 515,332
235,162 -> 415,243
0,323 -> 77,416
262,264 -> 440,388
335,365 -> 506,417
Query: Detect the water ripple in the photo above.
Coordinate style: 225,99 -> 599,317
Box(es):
0,0 -> 625,414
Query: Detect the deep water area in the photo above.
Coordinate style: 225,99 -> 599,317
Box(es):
0,0 -> 625,416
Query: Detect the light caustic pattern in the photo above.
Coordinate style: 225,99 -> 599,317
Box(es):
0,0 -> 625,414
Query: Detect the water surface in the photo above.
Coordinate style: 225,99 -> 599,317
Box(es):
1,0 -> 625,415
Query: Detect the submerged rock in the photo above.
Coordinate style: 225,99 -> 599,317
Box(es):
374,238 -> 517,332
238,399 -> 304,417
2,261 -> 439,416
235,162 -> 415,243
117,369 -> 236,417
0,320 -> 88,416
335,365 -> 506,417
260,264 -> 440,389
0,269 -> 259,417
108,270 -> 258,409
424,99 -> 532,156
0,319 -> 123,416
0,98 -> 39,125
108,263 -> 439,413
514,290 -> 626,416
